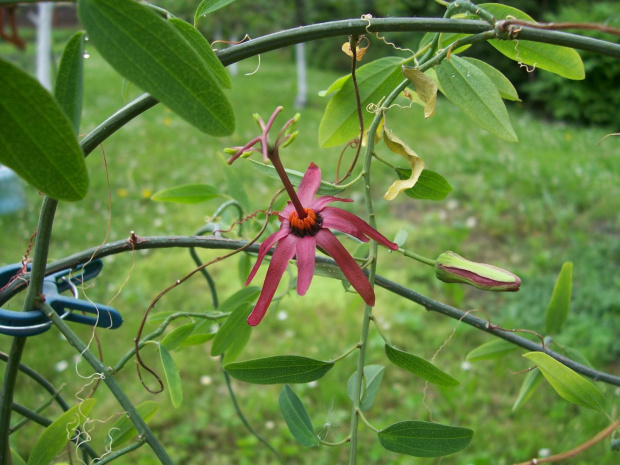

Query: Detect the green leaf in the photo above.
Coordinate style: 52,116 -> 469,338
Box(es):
436,55 -> 517,142
378,421 -> 473,457
466,339 -> 518,361
385,345 -> 459,387
0,59 -> 88,201
523,352 -> 607,414
278,385 -> 319,447
238,252 -> 252,285
479,3 -> 585,80
225,355 -> 334,384
28,399 -> 96,465
151,184 -> 220,203
159,345 -> 183,408
347,365 -> 385,411
178,331 -> 216,348
319,57 -> 404,147
545,262 -> 573,335
396,169 -> 453,201
512,368 -> 543,412
218,286 -> 261,313
394,229 -> 408,248
194,0 -> 238,25
55,31 -> 86,134
10,449 -> 27,465
168,18 -> 231,89
211,302 -> 252,356
78,0 -> 234,136
248,159 -> 344,196
105,401 -> 160,448
318,74 -> 350,97
462,57 -> 520,101
222,321 -> 252,363
161,323 -> 195,351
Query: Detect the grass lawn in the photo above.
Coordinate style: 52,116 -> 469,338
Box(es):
1,30 -> 620,465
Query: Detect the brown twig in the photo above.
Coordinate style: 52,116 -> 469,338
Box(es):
513,417 -> 620,465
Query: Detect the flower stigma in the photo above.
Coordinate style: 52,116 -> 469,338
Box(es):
288,208 -> 322,237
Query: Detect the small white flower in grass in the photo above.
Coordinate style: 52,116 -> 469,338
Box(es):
200,375 -> 212,386
460,361 -> 472,371
308,381 -> 318,388
153,218 -> 163,228
55,360 -> 69,372
264,420 -> 276,430
276,310 -> 288,321
283,329 -> 295,339
538,448 -> 551,458
465,216 -> 477,228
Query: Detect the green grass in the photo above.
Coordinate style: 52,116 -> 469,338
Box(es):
1,33 -> 620,465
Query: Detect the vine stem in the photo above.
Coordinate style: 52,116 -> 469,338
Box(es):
38,301 -> 173,465
0,196 -> 57,465
3,236 -> 619,386
513,417 -> 620,465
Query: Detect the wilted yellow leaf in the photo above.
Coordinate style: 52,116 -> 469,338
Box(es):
342,42 -> 368,61
383,126 -> 425,201
361,116 -> 384,147
402,67 -> 437,118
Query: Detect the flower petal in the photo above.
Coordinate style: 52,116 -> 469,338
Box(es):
295,236 -> 316,296
310,195 -> 352,212
248,234 -> 298,326
315,229 -> 375,306
297,163 -> 322,205
321,207 -> 398,250
321,215 -> 369,243
246,227 -> 290,285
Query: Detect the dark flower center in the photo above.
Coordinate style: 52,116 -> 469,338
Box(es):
288,208 -> 322,237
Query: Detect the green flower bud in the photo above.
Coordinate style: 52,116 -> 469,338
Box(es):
435,251 -> 521,292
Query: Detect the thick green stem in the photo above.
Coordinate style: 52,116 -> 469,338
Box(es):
0,197 -> 57,465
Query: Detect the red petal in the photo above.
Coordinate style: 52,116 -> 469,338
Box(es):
315,229 -> 375,306
295,236 -> 316,296
248,234 -> 298,326
321,207 -> 398,250
297,163 -> 322,205
246,227 -> 290,286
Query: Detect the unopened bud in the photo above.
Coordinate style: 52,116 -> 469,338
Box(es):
435,251 -> 521,292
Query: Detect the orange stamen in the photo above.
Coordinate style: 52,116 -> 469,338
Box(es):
288,208 -> 322,237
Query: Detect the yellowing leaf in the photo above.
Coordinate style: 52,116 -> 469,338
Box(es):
361,116 -> 384,147
382,126 -> 425,201
342,42 -> 368,61
402,67 -> 437,118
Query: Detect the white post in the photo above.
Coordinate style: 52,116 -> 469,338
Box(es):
294,42 -> 307,109
35,3 -> 54,91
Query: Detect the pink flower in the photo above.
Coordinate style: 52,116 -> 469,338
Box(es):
246,163 -> 398,325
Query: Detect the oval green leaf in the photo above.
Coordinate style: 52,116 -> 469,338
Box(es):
224,355 -> 334,384
279,385 -> 319,447
523,352 -> 607,414
105,401 -> 160,448
211,302 -> 252,356
218,286 -> 261,313
462,57 -> 520,101
168,18 -> 231,89
78,0 -> 234,136
0,59 -> 88,201
194,0 -> 238,25
248,159 -> 344,196
396,168 -> 453,201
378,420 -> 473,457
27,399 -> 96,465
160,345 -> 183,408
151,184 -> 220,203
55,31 -> 86,134
466,339 -> 518,361
436,55 -> 517,142
512,368 -> 543,412
319,57 -> 404,147
347,365 -> 385,411
385,344 -> 459,387
479,3 -> 585,80
161,323 -> 196,351
545,262 -> 573,335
